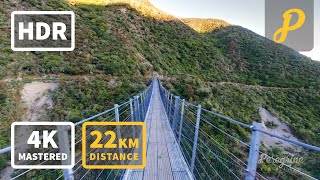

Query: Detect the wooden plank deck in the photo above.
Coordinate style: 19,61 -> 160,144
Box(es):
123,81 -> 193,180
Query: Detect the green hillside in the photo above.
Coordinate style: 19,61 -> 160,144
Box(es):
0,0 -> 319,178
211,26 -> 320,88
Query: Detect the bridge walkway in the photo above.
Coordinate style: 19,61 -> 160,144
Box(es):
123,80 -> 193,180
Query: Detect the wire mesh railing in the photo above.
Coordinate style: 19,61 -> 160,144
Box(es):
157,79 -> 320,180
0,78 -> 154,180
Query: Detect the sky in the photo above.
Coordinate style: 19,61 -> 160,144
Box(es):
149,0 -> 320,61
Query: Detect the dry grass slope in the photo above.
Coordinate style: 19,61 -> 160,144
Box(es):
68,0 -> 230,32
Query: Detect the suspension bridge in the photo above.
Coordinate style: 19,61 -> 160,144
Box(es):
0,77 -> 320,180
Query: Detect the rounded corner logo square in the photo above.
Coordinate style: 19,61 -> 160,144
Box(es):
265,0 -> 314,51
82,122 -> 147,169
11,11 -> 75,51
11,122 -> 75,169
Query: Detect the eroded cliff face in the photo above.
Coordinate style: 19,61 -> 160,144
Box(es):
21,82 -> 58,122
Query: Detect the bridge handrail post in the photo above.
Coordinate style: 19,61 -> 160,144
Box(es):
144,91 -> 147,110
162,88 -> 166,106
168,94 -> 173,121
178,99 -> 185,145
164,90 -> 168,109
148,88 -> 152,107
130,99 -> 134,122
141,91 -> 145,110
145,89 -> 149,109
246,122 -> 263,180
149,80 -> 153,106
162,88 -> 165,107
166,91 -> 169,111
166,92 -> 170,112
141,93 -> 145,120
134,96 -> 140,122
57,125 -> 74,180
190,104 -> 201,173
172,96 -> 180,131
129,98 -> 136,139
115,104 -> 124,165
